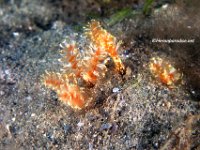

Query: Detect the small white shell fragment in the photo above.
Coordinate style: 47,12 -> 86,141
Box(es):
77,121 -> 84,127
112,87 -> 120,93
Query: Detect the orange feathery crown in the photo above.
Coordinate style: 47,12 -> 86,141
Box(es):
42,20 -> 125,109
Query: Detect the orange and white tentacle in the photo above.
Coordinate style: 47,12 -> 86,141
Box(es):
59,42 -> 83,79
42,72 -> 86,109
149,57 -> 181,86
81,47 -> 107,85
86,20 -> 125,74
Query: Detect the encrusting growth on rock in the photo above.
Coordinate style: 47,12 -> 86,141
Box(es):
42,20 -> 125,109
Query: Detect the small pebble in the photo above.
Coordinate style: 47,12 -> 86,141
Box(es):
89,143 -> 93,150
77,121 -> 84,127
5,69 -> 10,75
13,32 -> 19,37
63,124 -> 71,134
112,87 -> 120,93
26,96 -> 32,101
162,4 -> 168,9
100,123 -> 112,130
0,91 -> 5,96
31,113 -> 36,117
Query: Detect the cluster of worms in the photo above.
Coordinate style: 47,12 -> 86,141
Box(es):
149,57 -> 181,88
42,20 -> 125,109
